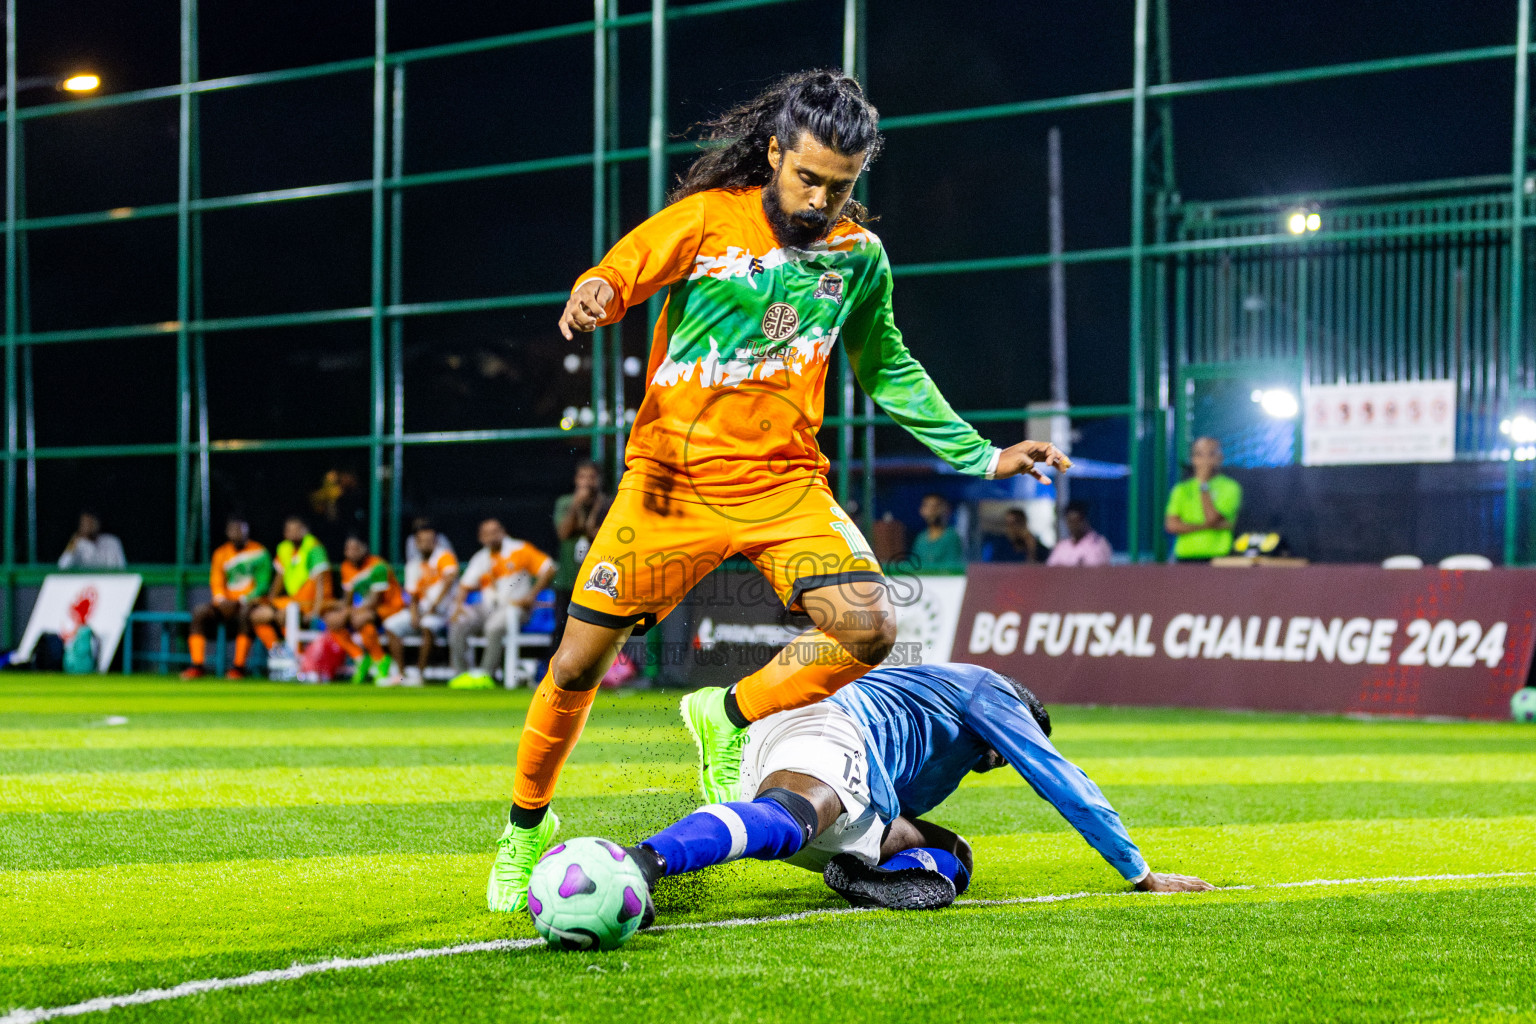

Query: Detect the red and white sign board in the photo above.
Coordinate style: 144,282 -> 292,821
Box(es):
954,564 -> 1535,719
1302,379 -> 1456,465
16,574 -> 143,672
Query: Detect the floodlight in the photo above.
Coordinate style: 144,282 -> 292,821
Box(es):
1287,212 -> 1307,235
1305,213 -> 1321,232
1252,388 -> 1299,419
61,73 -> 100,93
1499,414 -> 1536,444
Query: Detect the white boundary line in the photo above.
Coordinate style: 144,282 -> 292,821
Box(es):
5,870 -> 1531,1024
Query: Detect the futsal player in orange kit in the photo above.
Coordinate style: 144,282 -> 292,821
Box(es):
487,70 -> 1068,912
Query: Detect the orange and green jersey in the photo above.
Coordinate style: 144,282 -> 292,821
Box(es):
577,186 -> 1000,503
274,534 -> 330,603
405,545 -> 459,610
341,555 -> 406,617
210,540 -> 271,603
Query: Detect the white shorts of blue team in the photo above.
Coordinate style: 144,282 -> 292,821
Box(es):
737,701 -> 886,872
381,608 -> 448,637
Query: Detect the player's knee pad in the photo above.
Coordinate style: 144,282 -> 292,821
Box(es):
753,787 -> 819,851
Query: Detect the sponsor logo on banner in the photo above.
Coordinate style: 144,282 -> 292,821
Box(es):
16,573 -> 144,672
1303,379 -> 1456,465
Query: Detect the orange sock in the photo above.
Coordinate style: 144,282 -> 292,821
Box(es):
330,629 -> 363,660
359,624 -> 386,661
187,634 -> 206,667
255,623 -> 279,649
512,674 -> 598,810
233,635 -> 252,668
732,627 -> 878,722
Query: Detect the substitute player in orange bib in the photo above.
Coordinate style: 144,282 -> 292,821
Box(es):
487,70 -> 1069,912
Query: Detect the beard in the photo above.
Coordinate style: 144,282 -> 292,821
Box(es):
762,175 -> 830,248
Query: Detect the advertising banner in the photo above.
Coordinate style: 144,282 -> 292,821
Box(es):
16,573 -> 144,672
1302,379 -> 1456,465
658,571 -> 962,687
955,564 -> 1535,718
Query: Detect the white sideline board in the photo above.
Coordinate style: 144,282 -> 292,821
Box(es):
15,573 -> 143,672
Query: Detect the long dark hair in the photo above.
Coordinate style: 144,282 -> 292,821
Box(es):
671,69 -> 882,222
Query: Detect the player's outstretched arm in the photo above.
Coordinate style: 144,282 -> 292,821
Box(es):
843,252 -> 1071,483
556,193 -> 707,340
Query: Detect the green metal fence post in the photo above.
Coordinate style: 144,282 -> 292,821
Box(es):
388,62 -> 406,561
1127,0 -> 1150,561
644,0 -> 667,367
16,123 -> 30,565
592,0 -> 610,475
606,0 -> 624,489
174,0 -> 196,602
1507,0 -> 1530,566
368,0 -> 388,555
2,0 -> 14,644
837,0 -> 859,512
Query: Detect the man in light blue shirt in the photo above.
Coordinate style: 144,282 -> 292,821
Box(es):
620,662 -> 1211,918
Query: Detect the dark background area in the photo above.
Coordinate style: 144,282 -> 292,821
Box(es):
13,0 -> 1526,562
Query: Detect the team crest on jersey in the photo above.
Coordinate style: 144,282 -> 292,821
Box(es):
812,271 -> 844,304
762,302 -> 799,342
583,561 -> 621,600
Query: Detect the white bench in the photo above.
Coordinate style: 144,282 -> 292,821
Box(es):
283,603 -> 551,687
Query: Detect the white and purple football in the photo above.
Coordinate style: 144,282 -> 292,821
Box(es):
526,836 -> 652,951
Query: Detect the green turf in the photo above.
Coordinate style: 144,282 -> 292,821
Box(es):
2,674 -> 1534,1023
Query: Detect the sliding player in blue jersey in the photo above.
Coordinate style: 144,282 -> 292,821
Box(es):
622,662 -> 1211,912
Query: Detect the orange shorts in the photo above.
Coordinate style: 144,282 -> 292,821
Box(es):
568,479 -> 885,632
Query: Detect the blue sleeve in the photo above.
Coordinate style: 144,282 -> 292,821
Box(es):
963,681 -> 1149,881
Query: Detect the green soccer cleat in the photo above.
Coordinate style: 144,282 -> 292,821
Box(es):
486,810 -> 560,913
680,686 -> 747,804
350,656 -> 373,685
448,671 -> 495,690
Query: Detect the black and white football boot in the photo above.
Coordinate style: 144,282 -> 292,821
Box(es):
823,852 -> 958,911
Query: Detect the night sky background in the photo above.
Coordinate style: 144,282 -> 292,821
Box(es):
16,0 -> 1525,562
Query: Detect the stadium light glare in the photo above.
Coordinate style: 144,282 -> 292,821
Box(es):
61,73 -> 100,93
1306,213 -> 1321,232
1499,414 -> 1536,443
1287,212 -> 1307,235
1253,388 -> 1299,419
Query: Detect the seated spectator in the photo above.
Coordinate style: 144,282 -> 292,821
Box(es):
58,511 -> 126,570
1165,436 -> 1242,562
982,508 -> 1050,563
385,519 -> 459,685
181,516 -> 270,680
1047,501 -> 1113,566
250,515 -> 332,651
448,519 -> 556,689
326,534 -> 406,685
912,493 -> 966,571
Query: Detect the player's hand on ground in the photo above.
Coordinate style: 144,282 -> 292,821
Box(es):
559,279 -> 615,339
1135,871 -> 1215,893
994,440 -> 1072,483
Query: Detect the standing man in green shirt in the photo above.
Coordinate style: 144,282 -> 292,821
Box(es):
912,493 -> 967,571
1164,436 -> 1242,561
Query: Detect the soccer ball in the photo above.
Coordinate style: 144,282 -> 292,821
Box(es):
527,836 -> 652,951
1512,687 -> 1536,724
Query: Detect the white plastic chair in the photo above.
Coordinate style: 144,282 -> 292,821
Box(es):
1380,555 -> 1423,569
1437,554 -> 1493,571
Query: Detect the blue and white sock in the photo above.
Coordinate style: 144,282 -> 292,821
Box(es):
641,791 -> 815,876
880,847 -> 971,896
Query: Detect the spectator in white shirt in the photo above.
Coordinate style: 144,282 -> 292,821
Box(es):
58,512 -> 126,570
1047,501 -> 1113,567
